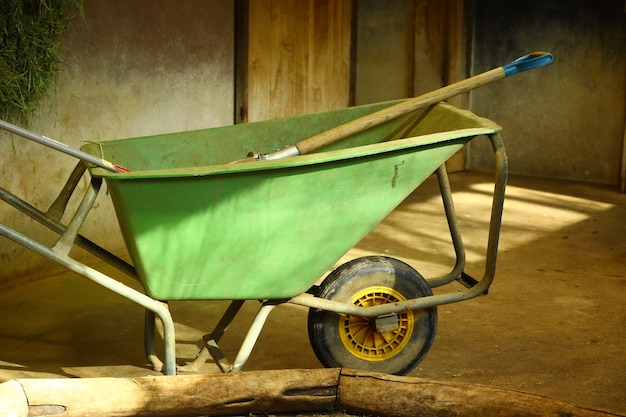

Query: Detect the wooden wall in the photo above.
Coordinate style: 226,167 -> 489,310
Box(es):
238,0 -> 353,122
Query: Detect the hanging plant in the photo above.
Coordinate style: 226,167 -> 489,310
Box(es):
0,0 -> 82,123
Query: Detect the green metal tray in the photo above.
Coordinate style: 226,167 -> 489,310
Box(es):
82,101 -> 500,300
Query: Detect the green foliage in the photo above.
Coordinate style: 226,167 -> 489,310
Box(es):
0,0 -> 82,123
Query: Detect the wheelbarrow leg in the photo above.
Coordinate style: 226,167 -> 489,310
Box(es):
426,164 -> 467,288
231,301 -> 277,372
178,300 -> 276,373
178,300 -> 245,373
178,300 -> 282,373
144,307 -> 171,373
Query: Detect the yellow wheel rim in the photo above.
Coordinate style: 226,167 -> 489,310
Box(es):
338,286 -> 414,361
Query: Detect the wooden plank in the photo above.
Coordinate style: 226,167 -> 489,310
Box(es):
235,0 -> 250,123
247,0 -> 273,122
328,0 -> 353,110
246,0 -> 353,122
269,0 -> 295,118
308,0 -> 330,115
412,0 -> 447,95
293,0 -> 310,116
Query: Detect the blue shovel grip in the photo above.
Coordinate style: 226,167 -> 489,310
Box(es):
502,52 -> 554,76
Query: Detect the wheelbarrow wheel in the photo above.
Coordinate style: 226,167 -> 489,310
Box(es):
307,256 -> 437,376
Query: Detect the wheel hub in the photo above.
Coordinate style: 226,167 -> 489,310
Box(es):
338,286 -> 414,361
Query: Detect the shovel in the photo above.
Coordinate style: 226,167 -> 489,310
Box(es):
242,51 -> 553,162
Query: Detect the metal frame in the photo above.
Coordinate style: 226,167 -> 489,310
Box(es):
1,132 -> 506,376
290,132 -> 508,315
0,163 -> 178,375
172,132 -> 508,372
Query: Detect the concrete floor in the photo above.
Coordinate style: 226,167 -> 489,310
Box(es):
0,171 -> 624,413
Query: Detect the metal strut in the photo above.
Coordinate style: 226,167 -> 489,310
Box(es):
175,300 -> 280,373
289,132 -> 508,316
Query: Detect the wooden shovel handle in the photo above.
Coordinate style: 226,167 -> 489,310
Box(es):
296,67 -> 504,155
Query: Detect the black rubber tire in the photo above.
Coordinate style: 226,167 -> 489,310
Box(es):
307,256 -> 437,375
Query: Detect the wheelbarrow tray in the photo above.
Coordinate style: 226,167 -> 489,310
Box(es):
82,101 -> 501,301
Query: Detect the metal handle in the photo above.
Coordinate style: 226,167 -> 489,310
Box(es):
0,119 -> 129,172
502,52 -> 554,76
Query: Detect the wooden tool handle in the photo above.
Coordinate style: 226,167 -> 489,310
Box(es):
295,67 -> 504,155
278,52 -> 553,159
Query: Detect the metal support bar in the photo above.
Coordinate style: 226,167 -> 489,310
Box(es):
177,300 -> 277,373
177,300 -> 245,373
46,162 -> 87,221
482,133 -> 508,282
206,338 -> 232,373
231,302 -> 278,372
144,309 -> 166,372
52,178 -> 101,255
0,184 -> 137,279
426,163 -> 467,288
208,300 -> 246,343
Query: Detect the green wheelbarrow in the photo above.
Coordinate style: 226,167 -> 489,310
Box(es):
0,53 -> 552,376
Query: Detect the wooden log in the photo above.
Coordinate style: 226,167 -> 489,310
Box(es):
337,369 -> 625,417
9,368 -> 340,417
2,368 -> 624,417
